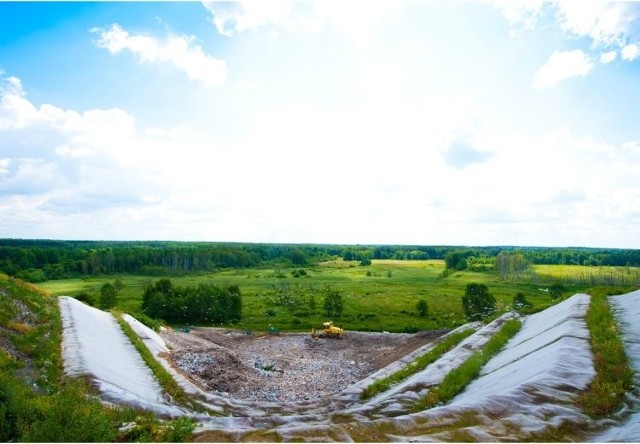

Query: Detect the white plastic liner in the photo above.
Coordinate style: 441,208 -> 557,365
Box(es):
456,293 -> 593,404
59,296 -> 184,416
594,289 -> 640,442
64,291 -> 640,441
121,313 -> 169,355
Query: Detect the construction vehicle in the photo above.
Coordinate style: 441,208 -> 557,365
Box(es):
311,321 -> 344,339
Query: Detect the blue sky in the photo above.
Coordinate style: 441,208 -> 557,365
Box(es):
1,1 -> 639,248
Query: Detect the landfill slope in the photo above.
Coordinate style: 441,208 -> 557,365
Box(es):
59,296 -> 184,416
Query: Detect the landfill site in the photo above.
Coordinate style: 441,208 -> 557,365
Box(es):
59,290 -> 640,442
162,327 -> 444,403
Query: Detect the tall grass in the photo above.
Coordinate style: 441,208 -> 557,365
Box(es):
360,328 -> 475,400
415,318 -> 522,411
577,293 -> 633,417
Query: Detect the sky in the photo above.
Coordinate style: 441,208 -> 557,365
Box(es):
0,1 -> 639,248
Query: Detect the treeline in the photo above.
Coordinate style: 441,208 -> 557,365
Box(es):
142,279 -> 242,324
1,239 -> 639,283
443,246 -> 640,271
0,240 -> 334,281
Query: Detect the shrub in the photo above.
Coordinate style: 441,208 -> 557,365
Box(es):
74,291 -> 96,307
416,299 -> 429,317
549,283 -> 566,299
291,269 -> 308,278
264,308 -> 276,317
323,288 -> 343,318
22,380 -> 118,442
99,282 -> 117,309
404,325 -> 419,333
293,309 -> 310,317
461,283 -> 496,321
512,292 -> 532,311
135,312 -> 163,331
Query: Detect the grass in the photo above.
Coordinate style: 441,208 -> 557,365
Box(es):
360,328 -> 476,400
535,264 -> 640,287
415,318 -> 522,411
577,292 -> 634,417
36,259 -> 582,333
115,313 -> 209,413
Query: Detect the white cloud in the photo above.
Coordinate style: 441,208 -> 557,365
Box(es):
95,24 -> 227,87
0,158 -> 9,174
621,43 -> 640,61
202,0 -> 293,37
2,76 -> 25,97
556,1 -> 634,47
599,49 -> 617,64
496,1 -> 639,47
493,0 -> 545,34
533,49 -> 593,89
202,0 -> 403,47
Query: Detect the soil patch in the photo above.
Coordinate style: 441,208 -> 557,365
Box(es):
161,328 -> 444,403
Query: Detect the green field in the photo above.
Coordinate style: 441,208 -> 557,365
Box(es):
36,260 -> 638,333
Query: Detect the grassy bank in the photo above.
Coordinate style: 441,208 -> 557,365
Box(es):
577,292 -> 633,417
360,328 -> 476,401
115,314 -> 208,413
415,318 -> 522,411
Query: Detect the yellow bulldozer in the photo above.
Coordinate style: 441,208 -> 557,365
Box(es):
311,321 -> 344,339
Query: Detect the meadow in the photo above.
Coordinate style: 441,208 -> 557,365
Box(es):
37,260 -> 637,333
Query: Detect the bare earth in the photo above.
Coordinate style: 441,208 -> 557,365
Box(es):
160,328 -> 444,403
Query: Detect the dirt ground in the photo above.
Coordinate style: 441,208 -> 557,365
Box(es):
160,328 -> 445,403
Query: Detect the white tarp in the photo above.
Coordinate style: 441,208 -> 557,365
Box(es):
59,296 -> 184,416
594,289 -> 640,442
62,290 -> 640,441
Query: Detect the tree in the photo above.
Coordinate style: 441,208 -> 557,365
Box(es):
495,252 -> 533,281
549,283 -> 565,300
113,277 -> 124,294
308,294 -> 317,312
513,292 -> 532,311
227,285 -> 242,322
290,248 -> 307,266
416,299 -> 429,317
461,283 -> 496,321
323,288 -> 343,318
99,282 -> 117,309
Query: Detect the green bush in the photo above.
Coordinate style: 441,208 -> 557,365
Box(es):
74,291 -> 97,307
23,380 -> 117,442
461,283 -> 496,321
134,312 -> 163,331
323,288 -> 343,318
549,283 -> 566,299
264,308 -> 276,317
512,292 -> 532,312
416,299 -> 429,317
118,413 -> 196,443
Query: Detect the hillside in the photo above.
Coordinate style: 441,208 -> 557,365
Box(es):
0,275 -> 194,442
3,273 -> 640,441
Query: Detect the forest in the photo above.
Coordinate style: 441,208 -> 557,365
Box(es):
1,238 -> 639,283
